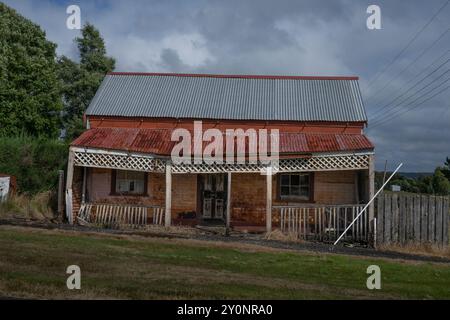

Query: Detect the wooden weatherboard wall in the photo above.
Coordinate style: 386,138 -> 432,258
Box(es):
376,193 -> 449,246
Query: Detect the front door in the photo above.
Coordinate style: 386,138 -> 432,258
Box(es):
201,174 -> 226,220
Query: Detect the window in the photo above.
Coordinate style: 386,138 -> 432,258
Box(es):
112,170 -> 147,195
279,173 -> 312,201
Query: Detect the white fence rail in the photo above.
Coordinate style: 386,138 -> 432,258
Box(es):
77,203 -> 165,228
273,204 -> 367,242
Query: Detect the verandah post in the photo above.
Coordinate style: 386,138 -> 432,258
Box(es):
165,161 -> 172,227
368,154 -> 375,234
226,172 -> 231,229
65,149 -> 75,224
266,169 -> 272,233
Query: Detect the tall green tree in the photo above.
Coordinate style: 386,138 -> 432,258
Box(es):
431,168 -> 450,195
441,157 -> 450,181
0,3 -> 62,137
59,23 -> 115,140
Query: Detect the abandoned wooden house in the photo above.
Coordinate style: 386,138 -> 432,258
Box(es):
66,72 -> 375,241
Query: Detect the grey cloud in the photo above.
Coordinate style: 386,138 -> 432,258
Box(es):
3,0 -> 450,171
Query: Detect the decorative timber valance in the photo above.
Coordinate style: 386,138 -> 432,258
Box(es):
71,147 -> 372,173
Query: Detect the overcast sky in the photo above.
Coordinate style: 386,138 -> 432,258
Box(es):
4,0 -> 450,172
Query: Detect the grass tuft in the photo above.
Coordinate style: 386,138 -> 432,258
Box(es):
0,192 -> 56,220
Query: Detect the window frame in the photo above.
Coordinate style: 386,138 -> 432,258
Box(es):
110,169 -> 148,197
277,172 -> 314,202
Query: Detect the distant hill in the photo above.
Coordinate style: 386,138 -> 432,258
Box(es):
398,172 -> 433,179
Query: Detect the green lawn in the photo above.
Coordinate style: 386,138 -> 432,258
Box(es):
0,226 -> 449,299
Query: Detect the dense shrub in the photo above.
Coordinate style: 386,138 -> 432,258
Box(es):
0,136 -> 68,194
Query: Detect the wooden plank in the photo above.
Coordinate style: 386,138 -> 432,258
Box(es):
392,193 -> 399,243
343,207 -> 348,240
293,209 -> 296,235
303,209 -> 307,239
109,206 -> 114,225
428,196 -> 436,242
399,194 -> 406,244
110,206 -> 116,225
384,193 -> 391,243
153,208 -> 156,224
336,207 -> 340,238
292,208 -> 296,235
356,206 -> 361,241
299,209 -> 303,238
314,208 -> 318,238
435,197 -> 443,244
406,195 -> 413,243
443,198 -> 449,246
351,206 -> 355,239
413,195 -> 421,241
98,205 -> 104,224
317,208 -> 321,240
377,194 -> 384,244
421,195 -> 428,242
331,207 -> 335,240
144,207 -> 148,225
299,209 -> 301,238
100,205 -> 106,224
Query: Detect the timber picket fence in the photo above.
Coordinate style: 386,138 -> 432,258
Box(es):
77,203 -> 165,228
376,193 -> 449,246
273,204 -> 368,242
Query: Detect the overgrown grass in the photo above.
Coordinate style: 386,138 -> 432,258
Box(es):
0,193 -> 56,220
379,243 -> 450,259
0,226 -> 449,299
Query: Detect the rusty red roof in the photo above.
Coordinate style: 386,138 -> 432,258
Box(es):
72,128 -> 374,157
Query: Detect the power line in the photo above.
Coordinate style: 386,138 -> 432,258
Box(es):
364,26 -> 450,105
370,85 -> 450,128
370,67 -> 450,123
364,0 -> 450,91
373,74 -> 450,126
369,57 -> 450,119
371,74 -> 450,125
367,47 -> 450,117
370,81 -> 450,128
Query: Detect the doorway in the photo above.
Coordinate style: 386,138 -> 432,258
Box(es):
199,174 -> 227,221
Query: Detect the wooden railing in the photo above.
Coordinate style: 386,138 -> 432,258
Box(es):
273,204 -> 367,242
77,203 -> 165,228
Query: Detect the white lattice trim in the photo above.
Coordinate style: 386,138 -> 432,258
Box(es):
72,148 -> 165,172
71,147 -> 371,173
172,154 -> 371,173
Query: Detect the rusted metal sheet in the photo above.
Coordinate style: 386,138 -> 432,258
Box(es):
0,174 -> 16,201
72,128 -> 374,156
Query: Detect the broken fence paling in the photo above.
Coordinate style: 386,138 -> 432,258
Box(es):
275,204 -> 368,242
376,193 -> 449,246
77,203 -> 165,227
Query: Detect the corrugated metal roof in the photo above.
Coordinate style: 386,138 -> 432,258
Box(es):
72,128 -> 374,156
86,73 -> 367,122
